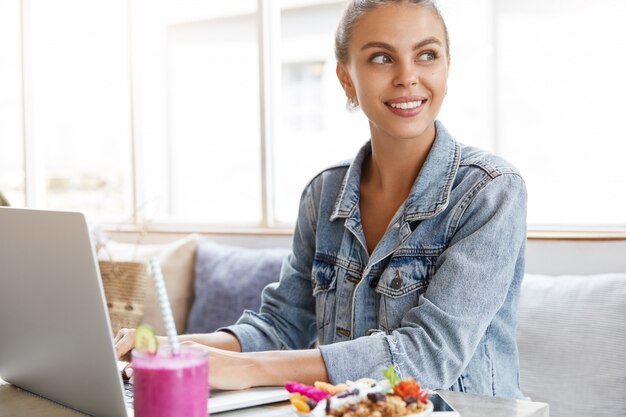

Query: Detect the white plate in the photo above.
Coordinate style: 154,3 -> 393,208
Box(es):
411,400 -> 434,416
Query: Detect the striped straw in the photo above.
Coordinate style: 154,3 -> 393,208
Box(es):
149,257 -> 180,356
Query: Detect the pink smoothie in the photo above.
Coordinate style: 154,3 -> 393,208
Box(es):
132,346 -> 209,417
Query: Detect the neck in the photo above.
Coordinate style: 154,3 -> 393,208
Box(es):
363,130 -> 436,196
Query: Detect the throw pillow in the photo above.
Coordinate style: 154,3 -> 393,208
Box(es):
186,239 -> 290,333
98,234 -> 198,335
517,273 -> 626,417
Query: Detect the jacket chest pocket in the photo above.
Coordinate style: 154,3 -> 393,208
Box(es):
311,258 -> 339,345
375,253 -> 439,331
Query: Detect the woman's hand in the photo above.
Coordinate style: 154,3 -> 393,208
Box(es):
113,328 -> 249,386
114,335 -> 257,389
113,329 -> 326,389
187,342 -> 257,390
114,327 -> 168,361
114,328 -> 135,361
113,329 -> 327,389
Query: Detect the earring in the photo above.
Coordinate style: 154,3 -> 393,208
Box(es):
346,96 -> 359,111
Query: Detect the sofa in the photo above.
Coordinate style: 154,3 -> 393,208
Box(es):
100,234 -> 626,417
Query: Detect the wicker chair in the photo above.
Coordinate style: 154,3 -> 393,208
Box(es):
0,192 -> 10,206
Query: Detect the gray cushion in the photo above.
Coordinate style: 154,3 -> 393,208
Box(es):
185,239 -> 289,333
517,273 -> 626,417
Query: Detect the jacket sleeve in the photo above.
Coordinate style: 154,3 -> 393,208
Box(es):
319,172 -> 527,388
220,183 -> 319,351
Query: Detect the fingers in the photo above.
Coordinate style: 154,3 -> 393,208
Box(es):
118,360 -> 134,381
114,328 -> 128,344
114,328 -> 136,360
122,363 -> 134,382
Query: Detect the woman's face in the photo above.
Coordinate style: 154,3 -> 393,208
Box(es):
337,3 -> 450,143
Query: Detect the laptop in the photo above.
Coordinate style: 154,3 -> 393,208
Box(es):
0,207 -> 288,416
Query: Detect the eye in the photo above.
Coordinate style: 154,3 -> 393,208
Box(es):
370,53 -> 392,64
418,51 -> 437,62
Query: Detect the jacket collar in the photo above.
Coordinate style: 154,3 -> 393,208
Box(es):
330,120 -> 460,222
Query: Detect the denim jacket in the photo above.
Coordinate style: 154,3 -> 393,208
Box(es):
225,121 -> 527,399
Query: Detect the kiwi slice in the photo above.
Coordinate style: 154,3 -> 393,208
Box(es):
134,323 -> 158,354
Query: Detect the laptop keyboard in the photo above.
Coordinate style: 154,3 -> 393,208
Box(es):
123,381 -> 134,408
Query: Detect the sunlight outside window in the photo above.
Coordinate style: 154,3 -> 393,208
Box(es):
5,0 -> 626,231
27,0 -> 132,222
439,0 -> 626,228
273,1 -> 370,225
496,0 -> 626,227
0,0 -> 25,207
132,0 -> 262,226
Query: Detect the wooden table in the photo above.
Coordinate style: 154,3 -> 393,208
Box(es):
0,378 -> 548,417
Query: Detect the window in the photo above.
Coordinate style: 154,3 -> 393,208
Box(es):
274,1 -> 369,224
495,0 -> 626,227
2,0 -> 626,230
133,1 -> 263,226
134,0 -> 368,227
0,0 -> 24,207
35,0 -> 132,221
281,62 -> 325,133
2,0 -> 133,221
438,0 -> 626,228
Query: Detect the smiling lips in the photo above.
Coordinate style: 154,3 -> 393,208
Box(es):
385,97 -> 426,117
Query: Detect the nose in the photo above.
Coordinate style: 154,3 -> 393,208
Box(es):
393,61 -> 418,87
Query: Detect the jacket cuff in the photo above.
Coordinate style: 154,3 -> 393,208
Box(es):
319,334 -> 392,383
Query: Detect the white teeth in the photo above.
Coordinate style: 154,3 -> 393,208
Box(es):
389,101 -> 422,109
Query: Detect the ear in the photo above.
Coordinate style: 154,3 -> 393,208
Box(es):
336,63 -> 355,98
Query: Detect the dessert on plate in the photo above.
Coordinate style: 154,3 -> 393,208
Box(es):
285,366 -> 432,417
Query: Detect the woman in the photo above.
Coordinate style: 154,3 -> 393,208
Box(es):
116,0 -> 526,399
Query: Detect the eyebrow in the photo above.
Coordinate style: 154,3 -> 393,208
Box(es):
360,37 -> 442,52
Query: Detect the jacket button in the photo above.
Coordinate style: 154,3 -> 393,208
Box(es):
346,275 -> 360,284
391,271 -> 403,289
336,327 -> 351,337
370,277 -> 380,288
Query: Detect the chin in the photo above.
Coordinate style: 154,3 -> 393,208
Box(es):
393,124 -> 436,141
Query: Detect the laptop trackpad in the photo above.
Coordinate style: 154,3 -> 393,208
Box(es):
209,386 -> 289,414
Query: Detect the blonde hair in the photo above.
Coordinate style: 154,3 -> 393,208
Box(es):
334,0 -> 450,63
